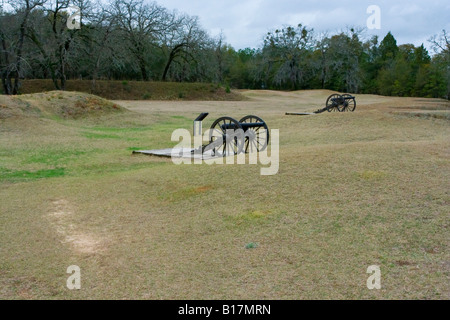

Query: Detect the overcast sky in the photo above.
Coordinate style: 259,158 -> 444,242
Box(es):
159,0 -> 450,51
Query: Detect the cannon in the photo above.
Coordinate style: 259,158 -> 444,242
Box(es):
322,93 -> 356,113
196,113 -> 269,157
133,113 -> 269,160
286,93 -> 356,116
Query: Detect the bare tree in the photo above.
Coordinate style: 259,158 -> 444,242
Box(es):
74,1 -> 116,88
428,30 -> 450,98
111,0 -> 177,81
160,15 -> 209,81
0,0 -> 45,94
25,0 -> 88,90
428,29 -> 449,54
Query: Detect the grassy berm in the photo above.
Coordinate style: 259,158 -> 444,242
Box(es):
17,80 -> 243,101
0,91 -> 125,120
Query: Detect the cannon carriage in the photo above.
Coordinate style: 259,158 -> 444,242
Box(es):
196,113 -> 269,157
285,93 -> 357,116
133,113 -> 269,160
324,93 -> 356,112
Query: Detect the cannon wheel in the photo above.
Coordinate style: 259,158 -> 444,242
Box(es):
326,94 -> 344,112
342,94 -> 356,112
239,115 -> 269,153
209,116 -> 244,156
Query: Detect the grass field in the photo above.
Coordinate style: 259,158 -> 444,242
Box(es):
0,89 -> 449,299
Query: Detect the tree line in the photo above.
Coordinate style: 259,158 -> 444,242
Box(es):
1,0 -> 449,99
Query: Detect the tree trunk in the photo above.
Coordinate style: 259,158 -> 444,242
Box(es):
162,55 -> 174,81
91,57 -> 101,92
59,46 -> 66,90
27,29 -> 60,90
12,6 -> 32,95
2,72 -> 12,95
1,35 -> 12,94
139,58 -> 148,81
162,44 -> 187,81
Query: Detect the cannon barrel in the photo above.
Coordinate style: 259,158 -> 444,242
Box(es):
221,122 -> 266,131
195,112 -> 209,121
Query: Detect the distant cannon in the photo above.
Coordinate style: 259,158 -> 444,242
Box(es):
286,93 -> 356,116
322,93 -> 356,113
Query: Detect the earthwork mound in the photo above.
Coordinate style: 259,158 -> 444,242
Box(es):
0,91 -> 126,120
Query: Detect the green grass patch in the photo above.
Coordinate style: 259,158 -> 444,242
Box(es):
357,170 -> 387,180
0,167 -> 65,181
23,150 -> 88,165
224,210 -> 274,228
86,126 -> 154,133
83,132 -> 122,139
81,117 -> 190,143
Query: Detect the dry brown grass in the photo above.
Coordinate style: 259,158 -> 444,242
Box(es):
0,90 -> 449,299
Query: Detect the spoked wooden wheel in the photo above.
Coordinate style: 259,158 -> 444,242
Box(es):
209,116 -> 244,156
326,94 -> 344,112
342,94 -> 356,112
239,115 -> 269,153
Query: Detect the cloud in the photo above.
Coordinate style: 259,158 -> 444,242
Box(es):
389,4 -> 421,16
160,0 -> 450,49
283,12 -> 318,27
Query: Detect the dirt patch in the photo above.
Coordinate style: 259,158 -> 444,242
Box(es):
194,185 -> 214,193
396,260 -> 415,266
47,199 -> 106,255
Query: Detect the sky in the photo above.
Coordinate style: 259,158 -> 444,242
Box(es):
158,0 -> 450,51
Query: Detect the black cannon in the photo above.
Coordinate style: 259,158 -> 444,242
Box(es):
286,93 -> 357,116
194,113 -> 269,156
321,93 -> 356,113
